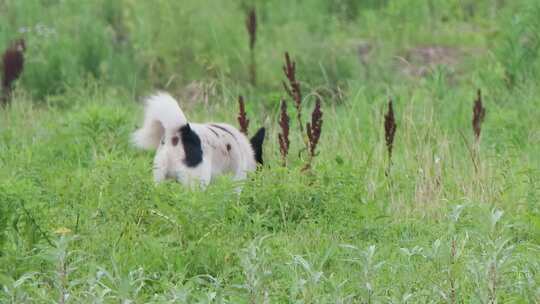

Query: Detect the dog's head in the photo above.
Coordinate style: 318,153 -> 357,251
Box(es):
178,124 -> 203,167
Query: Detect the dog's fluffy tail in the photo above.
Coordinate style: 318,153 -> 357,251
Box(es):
132,92 -> 187,150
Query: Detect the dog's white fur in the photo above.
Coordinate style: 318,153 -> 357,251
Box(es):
132,92 -> 261,188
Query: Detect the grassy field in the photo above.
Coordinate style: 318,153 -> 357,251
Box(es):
1,0 -> 540,302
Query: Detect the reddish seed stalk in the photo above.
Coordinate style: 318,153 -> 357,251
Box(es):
282,52 -> 304,135
237,95 -> 250,135
281,52 -> 324,169
1,38 -> 26,106
303,98 -> 323,171
472,89 -> 486,143
278,99 -> 290,166
245,8 -> 257,86
450,238 -> 457,304
246,8 -> 256,51
383,99 -> 397,178
306,98 -> 323,158
384,98 -> 397,165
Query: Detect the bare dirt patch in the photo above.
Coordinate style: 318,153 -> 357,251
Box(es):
396,45 -> 463,77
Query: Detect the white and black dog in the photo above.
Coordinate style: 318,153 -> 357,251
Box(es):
132,92 -> 265,188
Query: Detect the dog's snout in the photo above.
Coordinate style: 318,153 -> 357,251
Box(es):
171,136 -> 179,146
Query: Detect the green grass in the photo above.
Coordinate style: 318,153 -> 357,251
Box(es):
1,0 -> 540,302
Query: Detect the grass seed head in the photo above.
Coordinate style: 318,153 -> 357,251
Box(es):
384,98 -> 397,159
237,95 -> 250,135
472,89 -> 486,141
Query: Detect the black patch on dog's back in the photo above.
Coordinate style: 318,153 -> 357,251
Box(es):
209,124 -> 237,141
207,126 -> 220,137
250,127 -> 265,165
179,124 -> 203,167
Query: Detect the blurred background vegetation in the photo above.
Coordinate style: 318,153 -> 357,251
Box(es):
0,0 -> 538,103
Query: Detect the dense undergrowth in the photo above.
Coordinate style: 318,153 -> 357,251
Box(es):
1,0 -> 539,302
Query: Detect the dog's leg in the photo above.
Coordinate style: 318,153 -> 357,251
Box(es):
175,159 -> 212,190
153,149 -> 168,183
198,160 -> 212,190
233,170 -> 247,181
153,165 -> 166,183
154,169 -> 166,183
232,169 -> 248,194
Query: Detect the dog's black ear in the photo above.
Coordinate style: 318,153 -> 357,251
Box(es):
179,123 -> 203,167
250,127 -> 265,165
